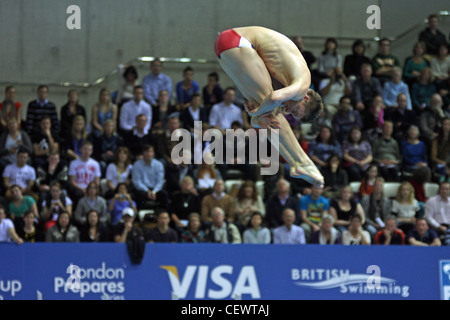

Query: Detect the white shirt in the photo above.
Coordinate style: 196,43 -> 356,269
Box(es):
391,200 -> 420,218
106,163 -> 133,189
0,218 -> 14,242
342,230 -> 371,245
69,158 -> 101,189
425,195 -> 450,228
119,99 -> 152,132
209,102 -> 243,130
319,78 -> 350,106
2,163 -> 36,189
273,225 -> 305,244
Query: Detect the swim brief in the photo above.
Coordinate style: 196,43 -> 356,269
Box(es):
214,29 -> 254,58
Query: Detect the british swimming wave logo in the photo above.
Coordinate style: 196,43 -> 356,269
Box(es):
291,266 -> 410,298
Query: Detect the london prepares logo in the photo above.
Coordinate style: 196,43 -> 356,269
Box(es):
161,265 -> 261,299
54,263 -> 126,299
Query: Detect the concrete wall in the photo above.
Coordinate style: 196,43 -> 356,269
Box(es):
0,0 -> 448,123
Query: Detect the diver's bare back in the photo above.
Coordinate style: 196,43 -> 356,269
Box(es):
233,26 -> 310,97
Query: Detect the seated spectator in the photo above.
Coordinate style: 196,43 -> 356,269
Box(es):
372,121 -> 401,181
154,114 -> 183,164
193,152 -> 222,194
430,44 -> 450,82
332,96 -> 362,144
125,113 -> 154,160
410,166 -> 432,203
430,117 -> 450,177
342,126 -> 373,182
2,147 -> 36,198
112,208 -> 144,243
91,88 -> 118,138
343,39 -> 372,80
411,67 -> 437,112
25,85 -> 59,137
208,87 -> 243,132
59,89 -> 87,141
317,37 -> 342,78
292,35 -> 317,72
374,218 -> 406,245
408,218 -> 441,246
36,152 -> 69,203
0,85 -> 22,131
45,211 -> 79,243
67,141 -> 101,206
403,41 -> 430,87
108,183 -> 137,227
131,144 -> 168,210
175,66 -> 200,110
93,119 -> 123,173
202,72 -> 224,110
329,185 -> 365,233
119,85 -> 152,136
265,178 -> 300,229
146,210 -> 179,243
385,93 -> 418,142
116,64 -> 139,106
352,63 -> 382,112
341,214 -> 371,245
79,209 -> 110,242
273,208 -> 305,245
151,89 -> 177,134
233,181 -> 265,233
418,14 -> 448,57
170,175 -> 201,226
179,212 -> 208,243
142,58 -> 173,107
31,115 -> 60,169
242,211 -> 271,244
16,210 -> 45,243
424,181 -> 450,236
62,115 -> 91,162
165,149 -> 195,197
308,125 -> 342,173
74,181 -> 108,227
371,38 -> 401,84
419,94 -> 445,150
181,93 -> 209,132
105,146 -> 133,199
382,67 -> 412,110
361,177 -> 391,239
360,95 -> 385,144
201,179 -> 234,223
0,118 -> 33,172
322,154 -> 348,199
0,204 -> 23,244
310,214 -> 341,245
204,207 -> 241,244
41,181 -> 73,232
299,185 -> 330,243
400,125 -> 429,173
390,182 -> 421,235
359,164 -> 379,197
318,67 -> 351,117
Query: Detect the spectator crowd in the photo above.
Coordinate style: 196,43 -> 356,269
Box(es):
0,14 -> 450,247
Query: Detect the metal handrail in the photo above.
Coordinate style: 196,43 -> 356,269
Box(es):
2,11 -> 448,90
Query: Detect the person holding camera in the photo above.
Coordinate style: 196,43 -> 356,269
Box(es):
108,182 -> 137,226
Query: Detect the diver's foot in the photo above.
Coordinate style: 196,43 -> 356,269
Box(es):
290,162 -> 324,188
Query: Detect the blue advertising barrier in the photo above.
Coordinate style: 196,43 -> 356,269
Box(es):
0,243 -> 449,300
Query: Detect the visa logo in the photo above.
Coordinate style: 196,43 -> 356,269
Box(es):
160,265 -> 261,299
